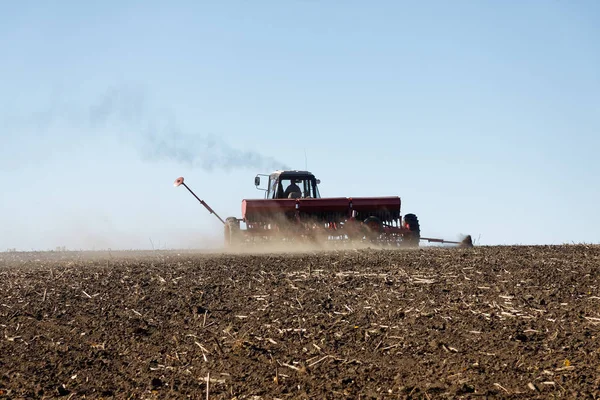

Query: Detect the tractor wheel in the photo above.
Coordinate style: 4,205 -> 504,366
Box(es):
363,216 -> 383,242
402,213 -> 420,247
224,217 -> 241,248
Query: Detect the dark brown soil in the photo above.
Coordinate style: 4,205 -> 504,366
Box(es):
1,245 -> 600,399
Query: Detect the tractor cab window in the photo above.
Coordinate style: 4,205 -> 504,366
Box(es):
313,183 -> 321,199
267,177 -> 278,199
271,176 -> 320,199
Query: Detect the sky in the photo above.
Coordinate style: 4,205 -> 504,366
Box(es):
1,1 -> 599,250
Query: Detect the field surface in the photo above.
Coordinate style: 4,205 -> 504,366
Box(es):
1,245 -> 600,399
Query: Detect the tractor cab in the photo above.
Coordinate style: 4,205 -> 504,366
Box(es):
255,170 -> 321,199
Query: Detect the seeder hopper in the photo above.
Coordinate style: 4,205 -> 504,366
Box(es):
174,170 -> 473,249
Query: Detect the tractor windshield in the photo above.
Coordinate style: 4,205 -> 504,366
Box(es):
270,176 -> 320,199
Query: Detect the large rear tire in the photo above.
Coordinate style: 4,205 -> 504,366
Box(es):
402,213 -> 420,247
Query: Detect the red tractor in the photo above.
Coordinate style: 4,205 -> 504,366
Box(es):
174,170 -> 472,248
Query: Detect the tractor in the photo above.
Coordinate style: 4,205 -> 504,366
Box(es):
174,170 -> 473,248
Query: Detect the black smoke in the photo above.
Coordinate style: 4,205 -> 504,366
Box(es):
87,85 -> 290,171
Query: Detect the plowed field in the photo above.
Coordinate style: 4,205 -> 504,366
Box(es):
1,245 -> 600,399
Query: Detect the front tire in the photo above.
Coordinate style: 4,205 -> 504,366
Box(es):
363,216 -> 383,242
224,217 -> 241,248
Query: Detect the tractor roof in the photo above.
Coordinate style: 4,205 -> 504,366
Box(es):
270,170 -> 316,179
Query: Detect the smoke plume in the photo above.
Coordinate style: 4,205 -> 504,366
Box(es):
87,85 -> 290,171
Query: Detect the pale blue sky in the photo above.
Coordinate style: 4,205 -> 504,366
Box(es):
1,1 -> 599,250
